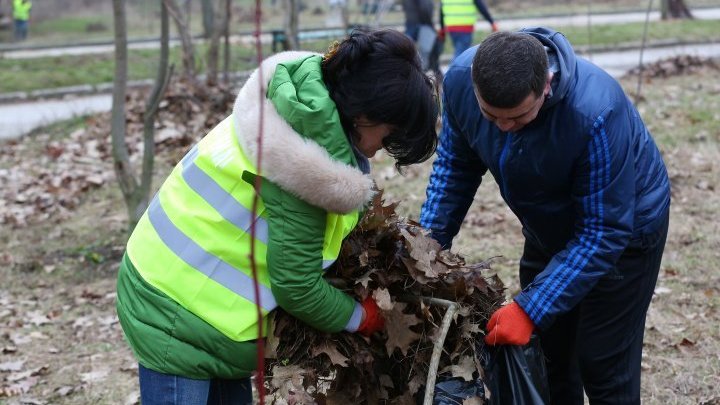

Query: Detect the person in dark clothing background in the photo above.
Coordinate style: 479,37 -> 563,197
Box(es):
402,0 -> 436,71
403,0 -> 434,41
421,28 -> 670,404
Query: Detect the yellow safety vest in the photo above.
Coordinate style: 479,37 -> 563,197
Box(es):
442,0 -> 477,27
126,115 -> 359,342
13,0 -> 31,21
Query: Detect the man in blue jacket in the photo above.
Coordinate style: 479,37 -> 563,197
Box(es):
420,28 -> 670,403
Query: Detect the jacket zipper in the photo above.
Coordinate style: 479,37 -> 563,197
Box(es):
499,133 -> 530,233
498,134 -> 512,202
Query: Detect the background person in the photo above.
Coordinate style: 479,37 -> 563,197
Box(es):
440,0 -> 498,60
420,28 -> 670,404
116,29 -> 438,405
12,0 -> 31,41
402,0 -> 435,70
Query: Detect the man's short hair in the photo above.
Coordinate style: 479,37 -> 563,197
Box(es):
471,31 -> 549,108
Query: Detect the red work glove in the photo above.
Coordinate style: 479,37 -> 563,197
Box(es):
491,22 -> 499,32
484,302 -> 534,346
437,28 -> 446,42
357,297 -> 385,337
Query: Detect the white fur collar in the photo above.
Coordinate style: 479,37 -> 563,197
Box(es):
232,52 -> 374,214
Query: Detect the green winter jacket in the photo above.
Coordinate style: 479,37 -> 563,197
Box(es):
116,53 -> 375,379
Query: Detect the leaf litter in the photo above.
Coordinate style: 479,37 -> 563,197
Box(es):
0,79 -> 236,229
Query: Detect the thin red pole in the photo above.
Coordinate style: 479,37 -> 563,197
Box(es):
249,0 -> 266,403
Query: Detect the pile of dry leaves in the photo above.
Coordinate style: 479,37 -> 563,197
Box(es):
264,193 -> 505,404
625,55 -> 719,79
0,79 -> 236,228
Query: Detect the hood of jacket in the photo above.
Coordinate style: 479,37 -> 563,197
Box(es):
232,51 -> 374,214
519,27 -> 577,110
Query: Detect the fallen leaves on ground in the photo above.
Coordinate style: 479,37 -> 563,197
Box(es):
625,55 -> 719,79
0,79 -> 236,228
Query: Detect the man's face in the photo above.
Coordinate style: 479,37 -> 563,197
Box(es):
474,74 -> 552,133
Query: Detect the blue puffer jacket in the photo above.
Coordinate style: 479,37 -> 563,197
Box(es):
420,27 -> 670,330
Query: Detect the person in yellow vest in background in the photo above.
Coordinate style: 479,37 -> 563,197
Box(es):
440,0 -> 498,60
116,28 -> 438,405
12,0 -> 31,41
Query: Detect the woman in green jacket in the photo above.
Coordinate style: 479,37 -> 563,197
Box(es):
116,28 -> 438,404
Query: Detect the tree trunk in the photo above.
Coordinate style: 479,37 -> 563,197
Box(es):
339,0 -> 350,30
111,0 -> 139,232
163,0 -> 196,80
661,0 -> 693,19
200,0 -> 214,38
112,0 -> 174,233
223,0 -> 231,84
136,1 -> 174,229
284,0 -> 299,50
205,0 -> 224,85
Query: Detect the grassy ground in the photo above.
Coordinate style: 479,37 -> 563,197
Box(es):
0,43 -> 269,93
1,18 -> 719,94
0,63 -> 719,404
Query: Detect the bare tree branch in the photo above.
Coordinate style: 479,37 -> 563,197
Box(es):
285,0 -> 299,50
423,303 -> 458,405
163,0 -> 196,80
136,0 -> 175,229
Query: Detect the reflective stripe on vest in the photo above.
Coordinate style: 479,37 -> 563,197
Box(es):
126,115 -> 359,342
181,146 -> 269,245
146,196 -> 277,311
442,0 -> 477,27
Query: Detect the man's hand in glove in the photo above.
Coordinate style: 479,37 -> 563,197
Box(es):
357,297 -> 385,337
484,301 -> 534,346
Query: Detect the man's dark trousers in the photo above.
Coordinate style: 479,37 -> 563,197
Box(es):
519,209 -> 669,404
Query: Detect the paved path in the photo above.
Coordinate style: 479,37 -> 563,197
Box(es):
499,7 -> 720,30
1,8 -> 719,59
3,40 -> 719,140
0,95 -> 112,139
2,8 -> 720,140
582,41 -> 720,77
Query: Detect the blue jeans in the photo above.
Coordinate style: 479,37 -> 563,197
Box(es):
449,31 -> 473,61
405,23 -> 420,41
138,364 -> 253,405
14,20 -> 28,41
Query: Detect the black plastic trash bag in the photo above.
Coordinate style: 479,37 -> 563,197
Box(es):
431,376 -> 485,405
482,335 -> 550,405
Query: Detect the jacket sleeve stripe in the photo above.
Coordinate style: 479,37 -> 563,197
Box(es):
523,117 -> 610,323
420,117 -> 456,228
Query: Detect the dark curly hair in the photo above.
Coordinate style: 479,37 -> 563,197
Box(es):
322,28 -> 439,168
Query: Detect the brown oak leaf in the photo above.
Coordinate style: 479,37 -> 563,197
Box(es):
441,355 -> 477,382
311,342 -> 350,367
384,302 -> 422,356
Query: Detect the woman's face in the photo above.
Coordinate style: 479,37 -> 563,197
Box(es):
353,117 -> 398,158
